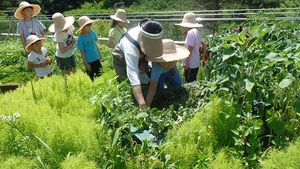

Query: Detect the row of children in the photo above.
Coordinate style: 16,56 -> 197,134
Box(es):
15,1 -> 127,81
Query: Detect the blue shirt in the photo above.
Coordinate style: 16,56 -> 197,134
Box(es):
150,62 -> 173,81
77,30 -> 100,63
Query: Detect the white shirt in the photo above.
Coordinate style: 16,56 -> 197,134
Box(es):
54,29 -> 75,58
28,47 -> 52,78
184,28 -> 201,68
117,26 -> 145,86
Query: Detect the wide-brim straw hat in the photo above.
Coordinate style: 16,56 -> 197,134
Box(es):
25,35 -> 46,52
147,39 -> 190,62
161,39 -> 190,62
175,12 -> 203,28
48,12 -> 74,33
14,1 -> 41,20
110,9 -> 129,23
76,16 -> 98,33
140,22 -> 164,58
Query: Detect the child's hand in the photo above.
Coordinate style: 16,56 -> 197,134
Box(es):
171,67 -> 177,76
72,37 -> 76,44
183,63 -> 189,70
45,57 -> 51,65
85,63 -> 91,72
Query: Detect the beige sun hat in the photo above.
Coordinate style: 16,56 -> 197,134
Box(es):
25,35 -> 46,52
147,39 -> 190,62
14,1 -> 41,20
140,20 -> 164,59
48,12 -> 75,33
76,16 -> 98,33
110,9 -> 129,23
175,12 -> 203,28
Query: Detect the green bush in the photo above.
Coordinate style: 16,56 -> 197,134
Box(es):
0,72 -> 106,167
207,148 -> 244,169
261,138 -> 300,169
164,95 -> 239,168
60,153 -> 99,169
0,156 -> 39,169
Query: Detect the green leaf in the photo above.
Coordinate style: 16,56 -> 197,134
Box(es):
270,120 -> 285,136
32,132 -> 59,166
265,52 -> 286,61
112,127 -> 121,146
135,112 -> 148,119
278,78 -> 292,88
244,78 -> 255,92
214,62 -> 228,71
292,100 -> 300,113
222,48 -> 235,61
248,25 -> 261,38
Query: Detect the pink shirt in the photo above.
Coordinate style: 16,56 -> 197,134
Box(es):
184,28 -> 201,68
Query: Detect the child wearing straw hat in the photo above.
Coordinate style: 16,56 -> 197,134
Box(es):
15,1 -> 46,55
175,12 -> 203,83
145,39 -> 190,106
76,16 -> 102,81
107,9 -> 129,49
49,12 -> 77,76
26,35 -> 52,78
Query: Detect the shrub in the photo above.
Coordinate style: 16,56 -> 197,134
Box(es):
60,153 -> 99,169
207,148 -> 244,169
261,138 -> 300,169
164,95 -> 239,168
0,156 -> 39,169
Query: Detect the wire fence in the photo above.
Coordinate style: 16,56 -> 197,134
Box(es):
1,7 -> 300,42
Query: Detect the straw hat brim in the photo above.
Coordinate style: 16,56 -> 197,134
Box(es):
175,22 -> 203,28
110,15 -> 130,23
25,37 -> 46,52
76,20 -> 98,33
15,4 -> 41,20
147,45 -> 190,62
48,16 -> 75,33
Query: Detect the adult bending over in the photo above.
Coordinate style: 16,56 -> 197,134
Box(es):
112,18 -> 163,110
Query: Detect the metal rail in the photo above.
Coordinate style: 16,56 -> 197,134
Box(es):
1,8 -> 300,42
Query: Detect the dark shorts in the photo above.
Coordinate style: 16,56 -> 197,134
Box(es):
56,55 -> 76,70
86,59 -> 102,81
184,67 -> 199,83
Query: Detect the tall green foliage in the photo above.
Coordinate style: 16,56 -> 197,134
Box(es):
261,138 -> 300,169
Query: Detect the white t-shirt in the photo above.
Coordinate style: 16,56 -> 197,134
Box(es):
28,47 -> 52,78
118,26 -> 145,86
54,29 -> 75,58
17,17 -> 46,38
184,28 -> 201,69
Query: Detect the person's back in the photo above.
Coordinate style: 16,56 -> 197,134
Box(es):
175,12 -> 203,83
